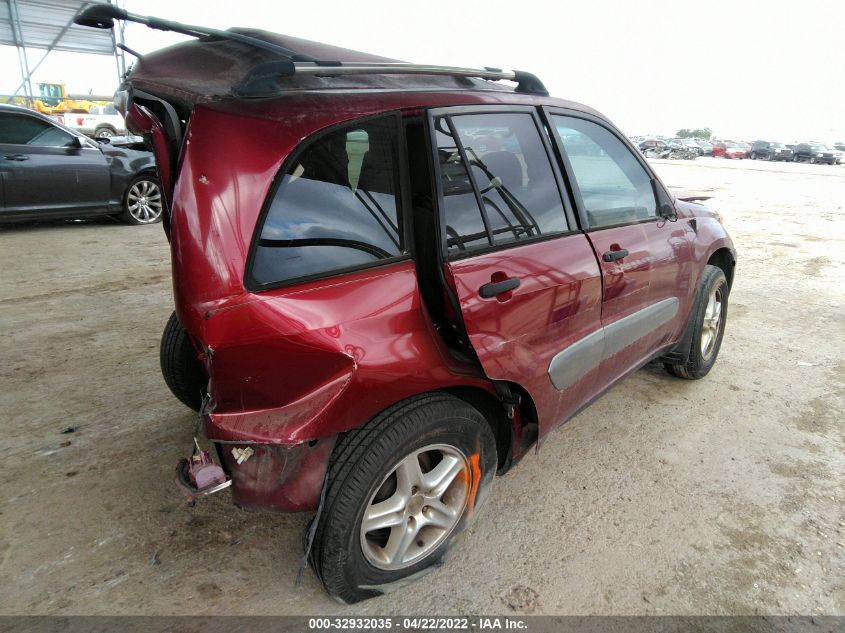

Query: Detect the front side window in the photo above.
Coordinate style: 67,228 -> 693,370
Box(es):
552,115 -> 656,229
251,116 -> 404,287
0,113 -> 73,146
435,111 -> 568,255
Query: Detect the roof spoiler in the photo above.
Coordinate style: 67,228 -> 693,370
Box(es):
74,4 -> 549,97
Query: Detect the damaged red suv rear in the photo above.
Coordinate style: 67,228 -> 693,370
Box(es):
78,6 -> 736,603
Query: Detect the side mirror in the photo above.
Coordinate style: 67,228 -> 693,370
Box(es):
652,178 -> 677,221
67,136 -> 84,149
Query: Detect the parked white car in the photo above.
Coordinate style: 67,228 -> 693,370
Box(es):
55,104 -> 127,138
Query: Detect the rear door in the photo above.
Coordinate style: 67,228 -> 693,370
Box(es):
546,110 -> 693,393
429,106 -> 604,437
0,111 -> 111,217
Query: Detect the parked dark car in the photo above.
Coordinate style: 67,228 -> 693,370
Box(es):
76,4 -> 736,604
749,141 -> 793,161
0,104 -> 160,224
639,138 -> 695,159
695,140 -> 714,156
792,142 -> 842,164
669,137 -> 703,156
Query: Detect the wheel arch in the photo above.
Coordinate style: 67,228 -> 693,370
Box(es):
133,167 -> 158,179
443,381 -> 538,473
707,247 -> 736,291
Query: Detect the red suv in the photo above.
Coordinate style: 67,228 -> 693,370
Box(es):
79,7 -> 736,604
711,141 -> 748,159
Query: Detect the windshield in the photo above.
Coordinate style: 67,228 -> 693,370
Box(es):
727,142 -> 741,148
811,144 -> 828,151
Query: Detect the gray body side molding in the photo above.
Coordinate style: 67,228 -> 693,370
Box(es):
548,297 -> 679,390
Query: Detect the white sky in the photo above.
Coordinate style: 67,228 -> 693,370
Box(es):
2,0 -> 844,142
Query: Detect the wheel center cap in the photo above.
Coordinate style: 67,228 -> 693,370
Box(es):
407,494 -> 425,515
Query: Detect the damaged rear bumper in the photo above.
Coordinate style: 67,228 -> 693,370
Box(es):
215,436 -> 336,512
177,415 -> 336,512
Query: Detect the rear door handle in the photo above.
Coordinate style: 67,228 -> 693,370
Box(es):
3,154 -> 29,161
479,277 -> 520,298
603,248 -> 629,262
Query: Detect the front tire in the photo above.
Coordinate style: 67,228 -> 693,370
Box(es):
94,125 -> 116,139
159,312 -> 207,411
664,265 -> 729,380
309,393 -> 497,603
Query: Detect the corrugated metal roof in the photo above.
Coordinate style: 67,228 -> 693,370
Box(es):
0,0 -> 114,54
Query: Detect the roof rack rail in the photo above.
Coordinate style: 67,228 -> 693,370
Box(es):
74,4 -> 549,97
74,4 -> 317,61
233,61 -> 548,97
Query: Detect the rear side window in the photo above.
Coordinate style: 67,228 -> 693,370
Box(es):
434,112 -> 568,256
251,116 -> 404,287
551,115 -> 656,229
434,123 -> 490,253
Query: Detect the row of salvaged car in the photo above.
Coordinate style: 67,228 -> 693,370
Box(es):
633,136 -> 845,164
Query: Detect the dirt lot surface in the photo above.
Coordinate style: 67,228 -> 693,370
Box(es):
1,157 -> 843,616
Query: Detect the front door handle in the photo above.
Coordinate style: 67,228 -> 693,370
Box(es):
3,154 -> 29,161
603,248 -> 629,262
479,277 -> 521,298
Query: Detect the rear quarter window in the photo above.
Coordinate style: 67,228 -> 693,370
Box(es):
249,115 -> 405,288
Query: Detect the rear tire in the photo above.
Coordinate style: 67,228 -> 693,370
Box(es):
664,265 -> 728,380
120,174 -> 163,225
160,312 -> 207,411
309,393 -> 497,603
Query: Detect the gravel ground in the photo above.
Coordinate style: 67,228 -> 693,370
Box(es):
0,157 -> 843,616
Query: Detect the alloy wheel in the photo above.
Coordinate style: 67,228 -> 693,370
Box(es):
360,444 -> 470,571
700,285 -> 723,360
127,179 -> 163,224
